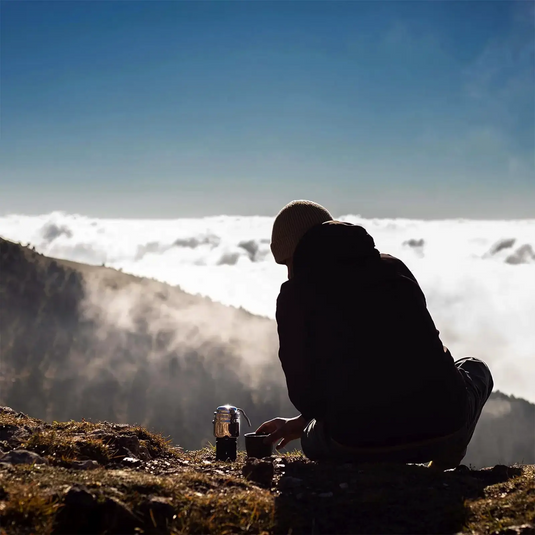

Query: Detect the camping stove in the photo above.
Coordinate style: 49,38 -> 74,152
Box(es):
213,405 -> 251,461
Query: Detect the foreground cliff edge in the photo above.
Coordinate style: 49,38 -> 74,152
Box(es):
0,407 -> 533,535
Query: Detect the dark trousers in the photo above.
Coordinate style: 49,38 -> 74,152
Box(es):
301,357 -> 494,466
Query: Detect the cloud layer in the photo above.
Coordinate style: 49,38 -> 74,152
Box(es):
2,212 -> 534,403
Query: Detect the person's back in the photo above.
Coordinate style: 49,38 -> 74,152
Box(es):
257,200 -> 494,469
282,220 -> 467,446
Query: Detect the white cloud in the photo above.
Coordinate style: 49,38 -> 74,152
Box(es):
2,212 -> 535,403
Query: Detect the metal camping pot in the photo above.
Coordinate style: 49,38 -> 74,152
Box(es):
213,405 -> 251,461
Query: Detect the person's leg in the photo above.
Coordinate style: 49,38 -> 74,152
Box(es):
304,358 -> 494,467
301,419 -> 391,462
429,356 -> 494,470
300,419 -> 333,461
301,419 -> 363,461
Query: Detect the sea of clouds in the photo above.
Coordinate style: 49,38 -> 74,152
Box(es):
2,212 -> 534,404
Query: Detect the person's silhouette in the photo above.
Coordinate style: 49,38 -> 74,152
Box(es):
257,200 -> 493,470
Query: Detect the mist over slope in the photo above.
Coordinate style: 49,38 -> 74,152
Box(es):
2,212 -> 535,404
0,237 -> 291,450
0,237 -> 533,467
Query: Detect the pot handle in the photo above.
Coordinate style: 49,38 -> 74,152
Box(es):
236,408 -> 251,427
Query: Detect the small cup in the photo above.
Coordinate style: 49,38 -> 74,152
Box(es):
244,433 -> 273,459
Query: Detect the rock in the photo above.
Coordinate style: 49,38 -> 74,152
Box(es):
453,464 -> 471,475
114,435 -> 142,458
0,449 -> 48,465
64,485 -> 96,508
491,465 -> 516,480
0,424 -> 29,447
278,476 -> 304,490
0,424 -> 19,442
122,456 -> 142,467
242,459 -> 274,487
56,486 -> 139,535
70,460 -> 100,470
139,444 -> 151,461
55,484 -> 98,533
137,496 -> 176,529
99,496 -> 140,533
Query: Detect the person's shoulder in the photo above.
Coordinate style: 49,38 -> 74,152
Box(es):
380,253 -> 408,267
380,252 -> 400,262
379,254 -> 418,284
379,253 -> 405,268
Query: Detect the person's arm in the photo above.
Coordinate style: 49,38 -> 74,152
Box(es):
256,415 -> 308,449
276,281 -> 317,421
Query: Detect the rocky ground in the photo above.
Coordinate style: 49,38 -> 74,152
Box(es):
0,406 -> 533,535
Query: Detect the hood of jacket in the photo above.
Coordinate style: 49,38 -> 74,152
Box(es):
292,220 -> 380,279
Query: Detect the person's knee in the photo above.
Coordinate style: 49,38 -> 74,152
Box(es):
472,358 -> 494,397
301,419 -> 333,461
457,356 -> 494,399
485,363 -> 494,395
300,419 -> 319,460
456,356 -> 485,368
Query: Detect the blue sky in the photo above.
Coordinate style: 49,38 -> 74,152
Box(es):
1,1 -> 533,218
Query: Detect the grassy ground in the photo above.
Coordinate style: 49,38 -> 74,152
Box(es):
0,409 -> 534,535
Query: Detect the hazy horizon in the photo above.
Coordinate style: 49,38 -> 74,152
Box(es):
2,209 -> 535,222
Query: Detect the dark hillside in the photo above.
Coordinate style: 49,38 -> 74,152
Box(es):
0,236 -> 534,467
464,392 -> 535,468
0,237 -> 291,450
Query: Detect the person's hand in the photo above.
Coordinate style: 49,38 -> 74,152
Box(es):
255,415 -> 307,450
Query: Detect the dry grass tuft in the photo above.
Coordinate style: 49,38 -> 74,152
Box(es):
0,482 -> 61,535
24,430 -> 112,465
466,465 -> 535,533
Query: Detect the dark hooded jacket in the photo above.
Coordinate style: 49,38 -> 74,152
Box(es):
276,221 -> 468,447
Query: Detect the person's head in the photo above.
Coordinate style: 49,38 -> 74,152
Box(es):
271,200 -> 333,278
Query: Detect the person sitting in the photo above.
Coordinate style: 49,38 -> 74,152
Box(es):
257,200 -> 494,470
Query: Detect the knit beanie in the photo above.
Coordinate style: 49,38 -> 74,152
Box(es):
271,200 -> 333,264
